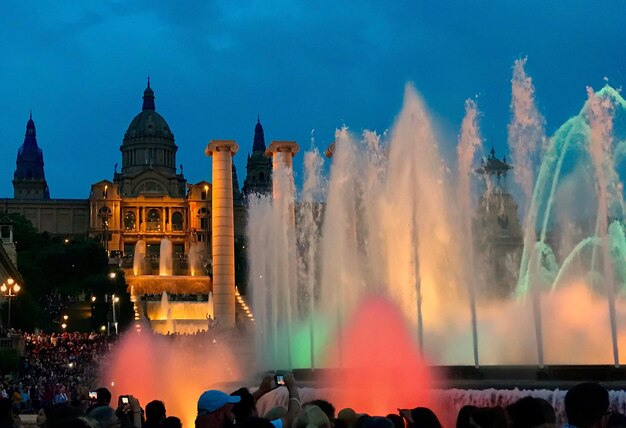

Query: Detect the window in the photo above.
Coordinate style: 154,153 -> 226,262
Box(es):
201,191 -> 207,200
147,209 -> 161,231
98,207 -> 111,226
0,226 -> 10,240
171,211 -> 183,231
124,211 -> 136,231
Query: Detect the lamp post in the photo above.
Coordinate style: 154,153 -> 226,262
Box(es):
1,278 -> 21,331
112,294 -> 120,335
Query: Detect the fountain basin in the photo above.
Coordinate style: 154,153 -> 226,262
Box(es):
126,275 -> 211,295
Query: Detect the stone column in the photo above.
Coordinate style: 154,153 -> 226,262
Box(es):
205,140 -> 239,327
266,141 -> 299,201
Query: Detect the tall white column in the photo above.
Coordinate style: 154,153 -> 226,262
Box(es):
205,140 -> 239,327
266,141 -> 299,202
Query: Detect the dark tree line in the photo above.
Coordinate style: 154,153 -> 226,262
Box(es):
4,213 -> 131,332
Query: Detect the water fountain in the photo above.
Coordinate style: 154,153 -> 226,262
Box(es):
249,60 -> 626,370
127,237 -> 212,334
133,239 -> 146,275
159,237 -> 173,276
188,241 -> 205,276
106,60 -> 626,425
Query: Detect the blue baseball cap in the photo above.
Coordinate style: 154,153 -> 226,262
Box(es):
197,390 -> 241,415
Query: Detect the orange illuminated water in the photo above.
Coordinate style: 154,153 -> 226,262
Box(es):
101,329 -> 240,427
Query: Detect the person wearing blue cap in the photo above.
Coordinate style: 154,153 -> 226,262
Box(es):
196,389 -> 241,428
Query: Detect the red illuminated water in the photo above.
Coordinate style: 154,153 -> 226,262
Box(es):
321,296 -> 439,416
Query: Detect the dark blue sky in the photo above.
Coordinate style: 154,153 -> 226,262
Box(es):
1,1 -> 625,198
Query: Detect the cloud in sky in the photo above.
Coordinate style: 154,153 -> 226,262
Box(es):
0,1 -> 625,197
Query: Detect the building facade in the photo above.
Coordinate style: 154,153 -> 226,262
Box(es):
3,82 -> 257,278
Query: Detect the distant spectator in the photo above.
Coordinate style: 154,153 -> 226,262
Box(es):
386,414 -> 404,428
195,389 -> 241,428
163,416 -> 183,428
293,405 -> 331,428
398,407 -> 441,428
144,400 -> 167,428
507,397 -> 545,428
231,387 -> 257,425
306,400 -> 336,424
337,408 -> 358,428
0,397 -> 20,428
470,407 -> 509,428
564,383 -> 609,428
608,413 -> 626,428
456,405 -> 477,428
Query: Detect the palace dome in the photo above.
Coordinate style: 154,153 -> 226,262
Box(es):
122,81 -> 175,145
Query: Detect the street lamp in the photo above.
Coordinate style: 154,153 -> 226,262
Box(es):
1,279 -> 21,331
111,294 -> 119,335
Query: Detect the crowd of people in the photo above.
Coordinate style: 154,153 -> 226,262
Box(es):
0,367 -> 622,428
0,331 -> 114,414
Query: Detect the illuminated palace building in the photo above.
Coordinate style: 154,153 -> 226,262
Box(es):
1,82 -> 272,281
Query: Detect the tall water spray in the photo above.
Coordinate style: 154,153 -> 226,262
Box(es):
249,73 -> 626,368
508,58 -> 547,366
133,239 -> 147,275
160,238 -> 173,276
587,87 -> 620,366
296,146 -> 326,368
457,99 -> 483,367
188,242 -> 204,276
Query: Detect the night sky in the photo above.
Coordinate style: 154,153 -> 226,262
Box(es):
1,1 -> 625,198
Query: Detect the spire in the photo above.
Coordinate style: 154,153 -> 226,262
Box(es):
25,113 -> 37,143
142,78 -> 155,111
252,117 -> 266,152
14,113 -> 49,199
232,159 -> 243,205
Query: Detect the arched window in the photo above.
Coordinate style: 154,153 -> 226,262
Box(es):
171,211 -> 183,232
147,209 -> 161,231
124,211 -> 136,231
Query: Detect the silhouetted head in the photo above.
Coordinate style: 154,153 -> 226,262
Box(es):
470,407 -> 509,428
164,416 -> 183,428
386,414 -> 405,428
95,388 -> 112,406
607,413 -> 626,428
231,387 -> 257,422
146,400 -> 167,423
86,406 -> 119,428
565,382 -> 609,428
306,400 -> 336,422
535,398 -> 556,425
507,397 -> 545,428
293,405 -> 331,428
410,407 -> 442,428
47,404 -> 86,428
456,405 -> 478,428
357,416 -> 394,428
